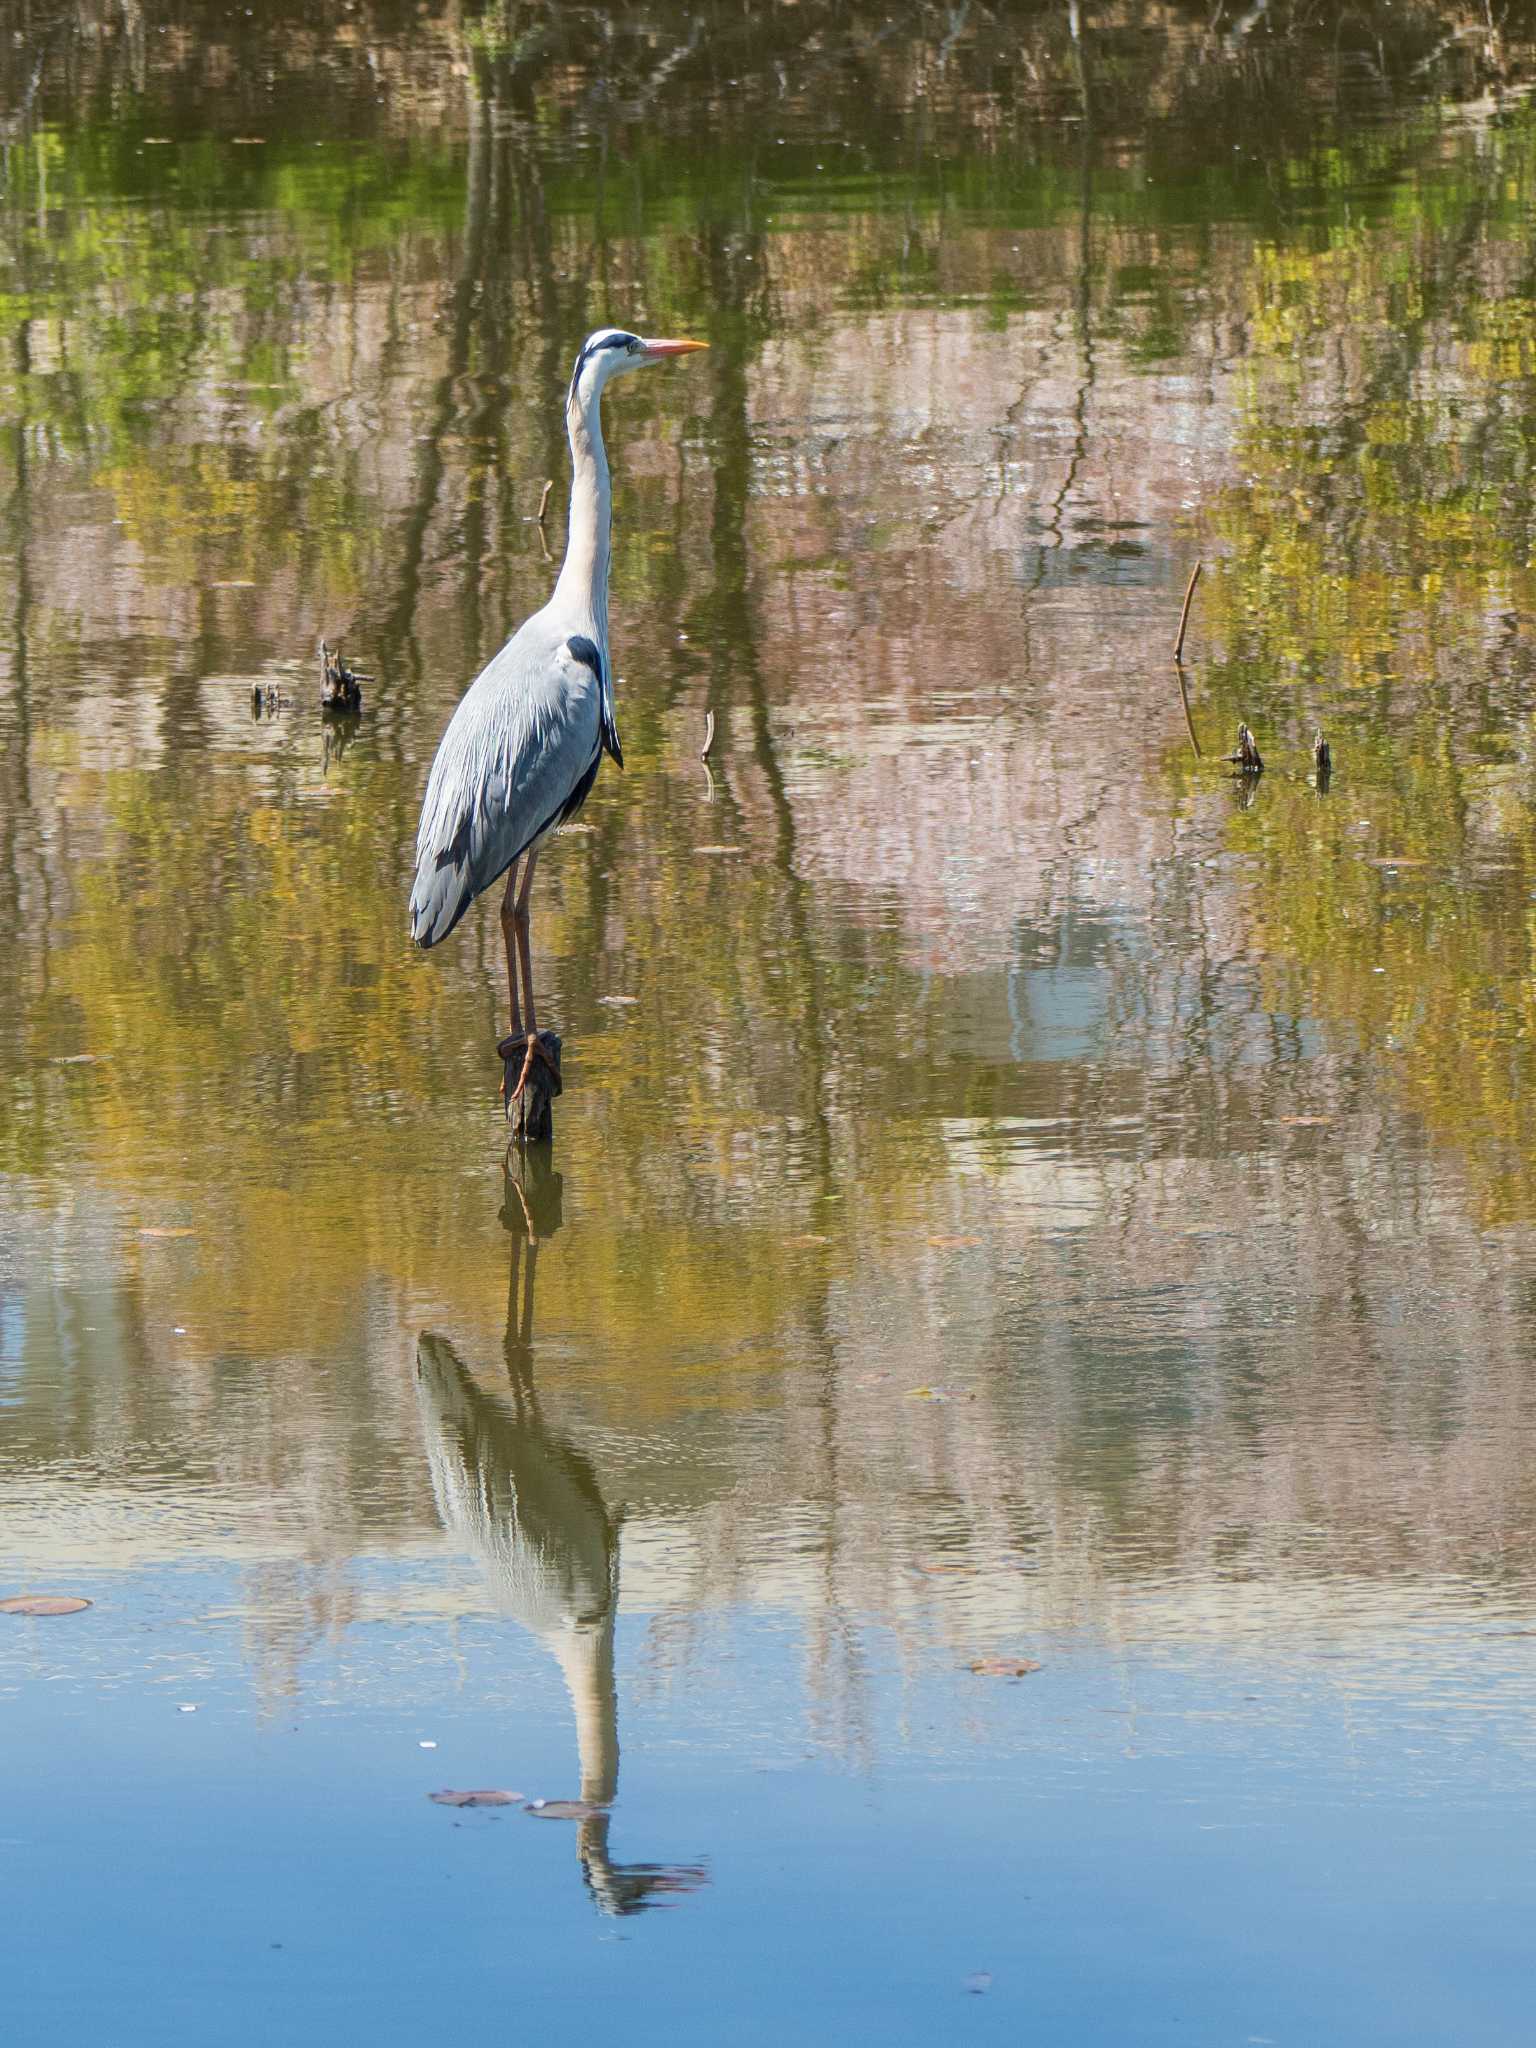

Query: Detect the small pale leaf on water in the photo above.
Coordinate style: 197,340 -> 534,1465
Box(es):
1,1595 -> 91,1617
927,1235 -> 981,1249
526,1798 -> 607,1820
964,1972 -> 994,1996
969,1656 -> 1042,1678
597,996 -> 638,1006
1279,1115 -> 1332,1128
138,1227 -> 197,1238
428,1788 -> 522,1808
693,845 -> 742,854
904,1386 -> 950,1402
785,1234 -> 830,1246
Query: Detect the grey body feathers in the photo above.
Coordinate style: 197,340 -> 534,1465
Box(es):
409,610 -> 614,949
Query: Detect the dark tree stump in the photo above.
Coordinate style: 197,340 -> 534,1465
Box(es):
499,1030 -> 563,1144
1226,722 -> 1264,775
320,639 -> 370,712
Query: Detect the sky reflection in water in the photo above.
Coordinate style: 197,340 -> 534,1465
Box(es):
4,5 -> 1536,2042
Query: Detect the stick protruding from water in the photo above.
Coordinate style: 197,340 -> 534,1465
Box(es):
1173,560 -> 1203,664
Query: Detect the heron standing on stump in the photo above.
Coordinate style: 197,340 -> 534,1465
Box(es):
409,327 -> 707,1111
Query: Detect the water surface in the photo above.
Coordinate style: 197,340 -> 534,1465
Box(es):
5,6 -> 1536,2041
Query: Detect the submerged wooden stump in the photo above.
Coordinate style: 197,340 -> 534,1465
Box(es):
499,1029 -> 563,1145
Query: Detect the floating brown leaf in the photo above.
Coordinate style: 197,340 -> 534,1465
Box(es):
428,1788 -> 523,1809
969,1655 -> 1042,1678
927,1235 -> 982,1249
1,1595 -> 92,1617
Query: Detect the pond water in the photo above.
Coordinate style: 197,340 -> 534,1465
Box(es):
5,5 -> 1536,2041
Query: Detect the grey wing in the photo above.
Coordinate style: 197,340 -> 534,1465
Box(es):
409,626 -> 602,948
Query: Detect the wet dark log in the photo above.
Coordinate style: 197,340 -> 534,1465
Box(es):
499,1030 -> 563,1144
1226,722 -> 1264,774
1313,728 -> 1332,789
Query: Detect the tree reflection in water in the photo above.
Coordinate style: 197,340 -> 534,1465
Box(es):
415,1155 -> 707,1917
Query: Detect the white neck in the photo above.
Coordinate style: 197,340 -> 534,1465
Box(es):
552,378 -> 612,635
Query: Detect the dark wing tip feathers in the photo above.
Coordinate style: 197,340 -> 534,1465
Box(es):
566,635 -> 623,769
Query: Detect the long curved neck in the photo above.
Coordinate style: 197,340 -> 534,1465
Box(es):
552,380 -> 612,635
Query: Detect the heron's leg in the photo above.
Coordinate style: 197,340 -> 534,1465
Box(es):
509,847 -> 560,1104
498,857 -> 525,1041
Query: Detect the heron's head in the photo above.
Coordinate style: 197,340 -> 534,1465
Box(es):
568,327 -> 707,411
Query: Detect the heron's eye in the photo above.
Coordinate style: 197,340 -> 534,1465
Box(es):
627,338 -> 643,354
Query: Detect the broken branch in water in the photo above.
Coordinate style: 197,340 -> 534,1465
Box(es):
1226,723 -> 1264,775
536,478 -> 554,525
1173,560 -> 1203,663
1173,663 -> 1202,759
701,708 -> 716,761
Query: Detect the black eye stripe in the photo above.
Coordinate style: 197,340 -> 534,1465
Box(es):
577,332 -> 637,369
568,332 -> 641,405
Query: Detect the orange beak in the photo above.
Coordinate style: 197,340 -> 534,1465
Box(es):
640,337 -> 709,357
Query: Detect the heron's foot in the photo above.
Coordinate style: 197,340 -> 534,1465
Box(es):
497,1030 -> 563,1114
510,1033 -> 558,1105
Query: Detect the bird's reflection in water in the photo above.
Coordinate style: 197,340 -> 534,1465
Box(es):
415,1154 -> 707,1916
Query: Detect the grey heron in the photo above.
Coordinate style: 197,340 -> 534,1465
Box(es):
409,326 -> 707,1104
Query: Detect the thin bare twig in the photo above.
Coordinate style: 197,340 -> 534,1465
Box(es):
1173,560 -> 1203,663
1174,663 -> 1202,759
536,478 -> 554,525
701,708 -> 716,760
